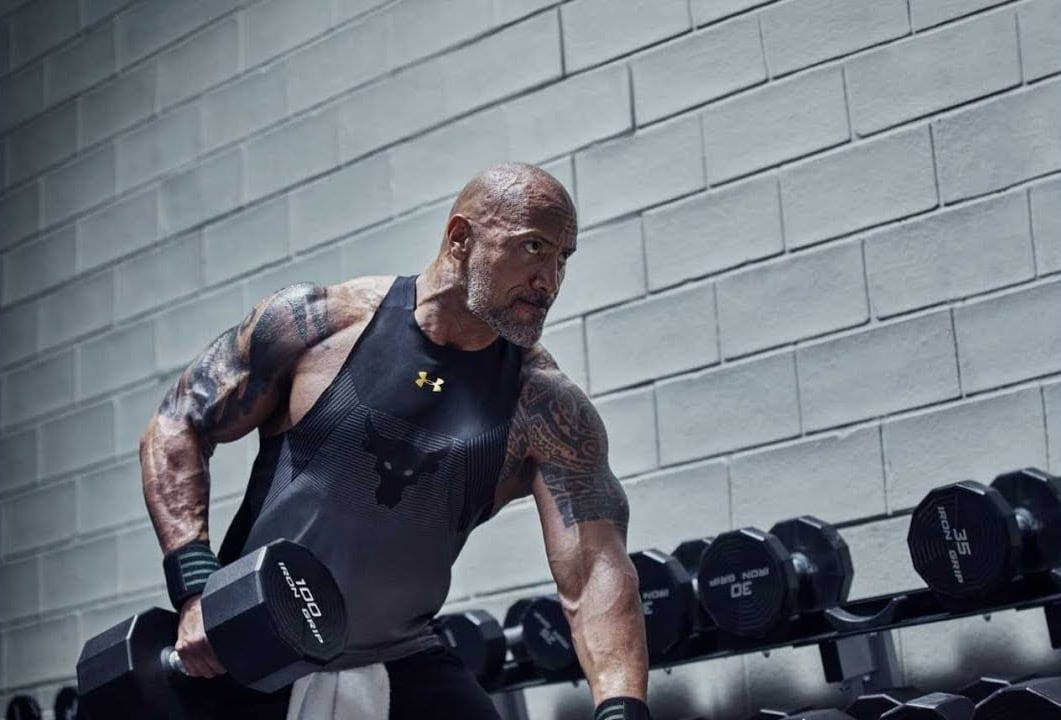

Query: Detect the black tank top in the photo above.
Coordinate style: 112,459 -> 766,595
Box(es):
218,276 -> 524,667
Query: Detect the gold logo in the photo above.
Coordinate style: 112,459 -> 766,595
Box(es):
415,371 -> 445,393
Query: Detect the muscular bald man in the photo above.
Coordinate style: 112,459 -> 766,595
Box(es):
140,163 -> 650,719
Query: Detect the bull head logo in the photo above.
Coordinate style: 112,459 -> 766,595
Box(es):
362,414 -> 449,508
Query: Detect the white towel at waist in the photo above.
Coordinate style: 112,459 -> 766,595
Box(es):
286,664 -> 390,720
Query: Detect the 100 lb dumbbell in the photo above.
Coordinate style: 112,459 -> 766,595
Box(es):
77,540 -> 347,720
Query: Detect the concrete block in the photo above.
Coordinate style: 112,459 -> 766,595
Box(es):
9,0 -> 79,66
900,612 -> 1056,691
3,349 -> 76,428
1043,381 -> 1061,475
450,501 -> 550,597
44,20 -> 116,105
340,200 -> 448,277
289,152 -> 392,253
42,536 -> 119,611
82,0 -> 129,26
560,0 -> 689,72
159,148 -> 243,236
79,321 -> 156,399
285,13 -> 391,115
76,187 -> 158,272
587,281 -> 718,393
545,217 -> 646,322
1,224 -> 76,304
79,594 -> 168,650
691,0 -> 772,25
242,0 -> 331,69
388,108 -> 510,212
155,285 -> 244,372
624,460 -> 730,551
540,318 -> 588,391
116,381 -> 166,456
492,0 -> 556,25
842,516 -> 921,598
955,279 -> 1061,393
847,11 -> 1020,136
0,181 -> 40,251
42,143 -> 117,226
117,0 -> 241,67
632,15 -> 765,126
575,116 -> 705,227
703,66 -> 848,184
39,270 -> 114,350
116,232 -> 202,321
909,0 -> 1009,30
1020,0 -> 1061,81
1033,178 -> 1061,275
246,108 -> 339,202
0,301 -> 38,368
761,0 -> 909,76
866,192 -> 1034,318
0,557 -> 39,622
79,63 -> 155,150
211,495 -> 242,544
117,523 -> 164,592
333,0 -> 389,22
157,16 -> 240,110
202,63 -> 288,152
731,426 -> 885,529
6,101 -> 78,185
0,16 -> 7,74
884,387 -> 1046,512
3,615 -> 80,687
0,427 -> 37,496
780,126 -> 937,248
208,433 -> 257,501
2,480 -> 76,554
383,0 -> 491,70
719,241 -> 867,357
657,352 -> 800,463
0,62 -> 44,133
41,401 -> 116,478
934,79 -> 1061,203
592,386 -> 658,478
504,63 -> 631,164
540,156 -> 575,204
79,458 -> 145,534
798,312 -> 960,431
242,246 -> 345,308
204,196 -> 289,285
746,644 -> 846,711
116,105 -> 200,193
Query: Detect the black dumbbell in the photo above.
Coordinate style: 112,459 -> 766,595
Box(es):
907,468 -> 1061,604
503,595 -> 577,674
974,676 -> 1061,719
697,516 -> 853,638
53,687 -> 82,720
880,692 -> 973,719
846,688 -> 926,720
784,710 -> 856,719
77,539 -> 347,720
5,696 -> 41,720
432,610 -> 506,689
630,547 -> 696,660
957,678 -> 1010,704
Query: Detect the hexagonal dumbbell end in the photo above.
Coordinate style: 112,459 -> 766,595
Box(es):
201,539 -> 347,692
520,595 -> 577,674
906,481 -> 1020,604
880,692 -> 973,719
973,676 -> 1061,719
630,548 -> 695,660
991,468 -> 1061,575
433,610 -> 506,689
846,687 -> 924,720
769,516 -> 853,613
956,677 -> 1009,704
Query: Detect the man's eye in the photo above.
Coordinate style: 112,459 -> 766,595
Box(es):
523,239 -> 543,255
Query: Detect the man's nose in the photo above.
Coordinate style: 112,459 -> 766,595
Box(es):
531,259 -> 560,296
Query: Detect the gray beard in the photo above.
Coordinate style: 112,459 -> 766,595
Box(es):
465,267 -> 545,348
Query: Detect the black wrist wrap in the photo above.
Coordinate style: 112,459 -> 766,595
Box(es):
594,697 -> 652,720
163,540 -> 221,610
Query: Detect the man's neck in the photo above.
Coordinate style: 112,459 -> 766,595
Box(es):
413,264 -> 499,351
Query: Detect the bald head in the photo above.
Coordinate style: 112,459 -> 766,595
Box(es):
448,162 -> 576,231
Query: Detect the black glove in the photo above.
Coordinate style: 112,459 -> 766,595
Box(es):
594,697 -> 652,720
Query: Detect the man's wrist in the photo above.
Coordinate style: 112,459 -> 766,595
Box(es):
594,697 -> 651,720
163,540 -> 220,610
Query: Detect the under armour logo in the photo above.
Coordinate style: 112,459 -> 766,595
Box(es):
415,371 -> 444,392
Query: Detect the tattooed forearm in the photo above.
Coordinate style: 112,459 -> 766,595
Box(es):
520,356 -> 629,532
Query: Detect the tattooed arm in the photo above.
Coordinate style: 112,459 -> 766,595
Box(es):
518,347 -> 648,705
140,282 -> 335,555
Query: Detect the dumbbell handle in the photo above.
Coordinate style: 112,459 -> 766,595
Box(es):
160,646 -> 188,676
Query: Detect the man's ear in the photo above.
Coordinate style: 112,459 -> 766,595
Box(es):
445,215 -> 472,259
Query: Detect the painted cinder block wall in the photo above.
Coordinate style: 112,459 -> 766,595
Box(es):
1,0 -> 1060,716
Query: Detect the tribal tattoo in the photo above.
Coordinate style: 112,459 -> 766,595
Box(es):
159,283 -> 332,437
511,348 -> 630,532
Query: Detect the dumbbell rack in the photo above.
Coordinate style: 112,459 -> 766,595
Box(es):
489,570 -> 1061,719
